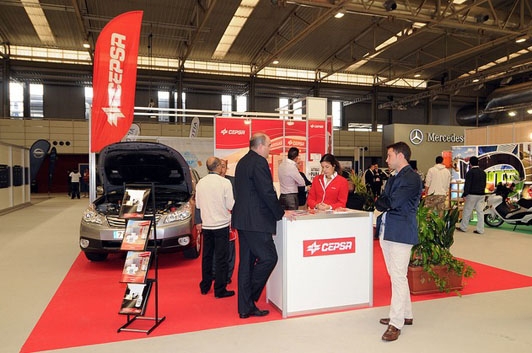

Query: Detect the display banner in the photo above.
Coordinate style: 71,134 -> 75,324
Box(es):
29,139 -> 51,181
308,120 -> 326,158
189,117 -> 200,138
91,11 -> 143,152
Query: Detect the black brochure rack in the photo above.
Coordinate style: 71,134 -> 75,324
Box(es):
118,183 -> 166,334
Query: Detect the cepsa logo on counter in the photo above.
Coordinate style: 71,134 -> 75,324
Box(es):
303,237 -> 356,257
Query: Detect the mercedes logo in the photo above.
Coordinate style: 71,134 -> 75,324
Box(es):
409,129 -> 424,145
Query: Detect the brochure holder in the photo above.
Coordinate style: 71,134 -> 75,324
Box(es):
117,183 -> 166,334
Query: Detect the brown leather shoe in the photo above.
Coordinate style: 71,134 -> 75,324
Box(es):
382,325 -> 401,341
379,318 -> 413,326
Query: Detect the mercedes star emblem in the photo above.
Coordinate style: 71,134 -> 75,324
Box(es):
409,129 -> 424,145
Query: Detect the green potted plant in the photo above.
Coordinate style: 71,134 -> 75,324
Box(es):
408,201 -> 475,294
348,173 -> 375,211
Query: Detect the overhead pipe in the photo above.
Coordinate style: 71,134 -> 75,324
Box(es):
456,81 -> 532,126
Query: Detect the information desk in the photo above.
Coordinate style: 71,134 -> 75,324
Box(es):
266,210 -> 373,318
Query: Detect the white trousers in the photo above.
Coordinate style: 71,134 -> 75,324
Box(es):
380,238 -> 413,329
460,194 -> 485,233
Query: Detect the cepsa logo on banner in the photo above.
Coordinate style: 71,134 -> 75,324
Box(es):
303,237 -> 356,257
215,118 -> 250,149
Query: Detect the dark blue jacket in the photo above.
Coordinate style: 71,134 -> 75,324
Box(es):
375,165 -> 422,245
232,149 -> 284,234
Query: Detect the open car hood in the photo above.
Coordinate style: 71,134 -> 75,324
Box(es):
98,141 -> 193,195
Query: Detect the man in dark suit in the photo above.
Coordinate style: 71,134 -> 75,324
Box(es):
232,133 -> 285,319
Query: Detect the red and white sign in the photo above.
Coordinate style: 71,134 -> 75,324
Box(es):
91,11 -> 143,153
303,237 -> 356,257
252,119 -> 284,154
215,117 -> 250,149
308,121 -> 326,156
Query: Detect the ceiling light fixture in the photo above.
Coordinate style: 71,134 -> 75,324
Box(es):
212,0 -> 260,60
526,109 -> 532,115
272,59 -> 279,65
334,11 -> 345,19
508,111 -> 517,117
516,36 -> 527,43
82,42 -> 90,49
414,73 -> 421,78
21,0 -> 55,44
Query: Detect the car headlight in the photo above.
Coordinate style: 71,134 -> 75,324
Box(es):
163,201 -> 191,223
82,205 -> 105,225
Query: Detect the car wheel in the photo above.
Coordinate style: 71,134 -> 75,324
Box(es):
183,226 -> 202,259
84,252 -> 108,262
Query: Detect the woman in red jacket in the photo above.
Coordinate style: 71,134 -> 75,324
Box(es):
307,154 -> 348,210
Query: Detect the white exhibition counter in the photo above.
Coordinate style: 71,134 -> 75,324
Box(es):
266,210 -> 373,318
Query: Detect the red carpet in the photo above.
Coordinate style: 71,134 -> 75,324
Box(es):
22,240 -> 532,352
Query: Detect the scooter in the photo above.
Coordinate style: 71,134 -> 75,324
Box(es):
484,188 -> 532,229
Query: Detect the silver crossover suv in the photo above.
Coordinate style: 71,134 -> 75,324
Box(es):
79,141 -> 201,261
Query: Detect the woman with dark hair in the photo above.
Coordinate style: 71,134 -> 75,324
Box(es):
306,153 -> 348,211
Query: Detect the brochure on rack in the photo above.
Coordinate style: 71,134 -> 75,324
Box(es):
120,219 -> 152,251
119,279 -> 154,315
120,251 -> 152,283
119,188 -> 151,219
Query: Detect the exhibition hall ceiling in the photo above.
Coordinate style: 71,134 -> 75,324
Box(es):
1,0 -> 532,105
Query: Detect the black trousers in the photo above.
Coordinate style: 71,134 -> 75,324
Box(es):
237,230 -> 278,315
200,226 -> 230,296
71,182 -> 80,199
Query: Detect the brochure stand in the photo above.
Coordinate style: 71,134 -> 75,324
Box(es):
117,183 -> 166,334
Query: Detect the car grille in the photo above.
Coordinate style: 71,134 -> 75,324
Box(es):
106,214 -> 161,228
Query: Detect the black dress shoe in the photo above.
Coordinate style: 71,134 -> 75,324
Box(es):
215,290 -> 235,299
239,308 -> 269,319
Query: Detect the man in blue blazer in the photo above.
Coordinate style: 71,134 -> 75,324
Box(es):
375,141 -> 422,341
233,133 -> 285,319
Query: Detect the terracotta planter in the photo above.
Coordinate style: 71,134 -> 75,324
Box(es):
407,265 -> 463,295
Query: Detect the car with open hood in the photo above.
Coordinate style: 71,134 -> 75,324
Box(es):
79,141 -> 201,261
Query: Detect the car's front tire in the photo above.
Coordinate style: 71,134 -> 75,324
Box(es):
84,252 -> 109,262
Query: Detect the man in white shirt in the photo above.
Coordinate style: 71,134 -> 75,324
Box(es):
195,157 -> 235,298
69,169 -> 81,199
424,156 -> 451,211
278,147 -> 306,210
